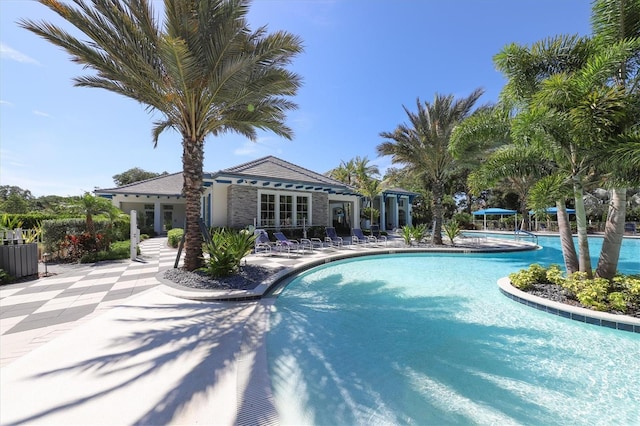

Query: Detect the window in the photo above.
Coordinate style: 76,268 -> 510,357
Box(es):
258,191 -> 311,227
280,195 -> 293,226
297,197 -> 309,225
260,194 -> 275,227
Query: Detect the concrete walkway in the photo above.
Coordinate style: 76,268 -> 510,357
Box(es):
0,234 -> 534,425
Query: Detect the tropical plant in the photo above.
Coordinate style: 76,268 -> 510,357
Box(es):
167,228 -> 184,248
442,220 -> 462,246
21,0 -> 303,271
378,90 -> 485,245
201,228 -> 256,278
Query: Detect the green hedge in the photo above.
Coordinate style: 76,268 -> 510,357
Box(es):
1,213 -> 61,229
42,218 -> 130,255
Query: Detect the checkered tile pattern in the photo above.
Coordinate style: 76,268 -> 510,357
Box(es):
0,238 -> 175,337
0,235 -> 404,367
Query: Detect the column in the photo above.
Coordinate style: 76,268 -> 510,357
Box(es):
154,200 -> 162,234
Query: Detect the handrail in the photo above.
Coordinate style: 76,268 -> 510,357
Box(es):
514,229 -> 538,245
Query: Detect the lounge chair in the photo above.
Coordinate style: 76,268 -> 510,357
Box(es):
273,231 -> 301,256
254,229 -> 273,256
351,228 -> 377,246
324,227 -> 344,247
370,225 -> 388,246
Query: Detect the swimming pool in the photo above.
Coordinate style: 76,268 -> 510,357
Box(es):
267,237 -> 640,425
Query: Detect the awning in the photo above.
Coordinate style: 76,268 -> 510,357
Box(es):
472,208 -> 518,230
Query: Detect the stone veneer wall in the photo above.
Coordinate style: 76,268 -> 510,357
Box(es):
312,192 -> 329,226
227,185 -> 258,228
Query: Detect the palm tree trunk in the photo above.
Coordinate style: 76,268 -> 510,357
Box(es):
431,181 -> 444,245
556,200 -> 579,273
596,188 -> 626,279
182,138 -> 205,271
573,182 -> 592,276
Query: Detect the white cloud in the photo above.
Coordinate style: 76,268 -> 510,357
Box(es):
0,100 -> 13,106
33,110 -> 51,117
233,137 -> 284,157
0,43 -> 40,65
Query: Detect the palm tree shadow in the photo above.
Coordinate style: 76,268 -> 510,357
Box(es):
11,301 -> 254,425
263,272 -> 588,425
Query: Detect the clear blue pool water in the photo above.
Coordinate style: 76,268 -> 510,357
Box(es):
267,236 -> 640,425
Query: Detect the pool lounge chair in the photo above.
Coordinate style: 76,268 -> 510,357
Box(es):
351,228 -> 377,246
273,231 -> 301,256
324,227 -> 345,248
369,225 -> 388,246
254,229 -> 273,256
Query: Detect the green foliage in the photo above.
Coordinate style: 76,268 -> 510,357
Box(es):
1,213 -> 23,230
508,264 -> 549,291
510,264 -> 639,313
62,233 -> 107,262
453,212 -> 474,229
42,218 -> 113,255
400,224 -> 428,245
200,229 -> 256,278
443,220 -> 462,246
0,269 -> 15,285
112,167 -> 167,186
361,207 -> 380,220
545,264 -> 566,285
79,240 -> 137,263
167,228 -> 184,248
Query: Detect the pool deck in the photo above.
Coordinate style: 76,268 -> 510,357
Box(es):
0,233 -> 625,425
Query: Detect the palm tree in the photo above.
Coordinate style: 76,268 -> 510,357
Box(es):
590,0 -> 640,279
21,0 -> 303,271
378,90 -> 485,245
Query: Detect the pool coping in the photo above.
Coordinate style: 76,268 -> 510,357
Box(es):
497,277 -> 640,333
157,240 -> 538,301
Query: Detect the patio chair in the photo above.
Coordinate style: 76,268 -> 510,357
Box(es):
369,225 -> 388,246
351,228 -> 377,246
273,231 -> 301,256
254,229 -> 273,256
324,227 -> 344,248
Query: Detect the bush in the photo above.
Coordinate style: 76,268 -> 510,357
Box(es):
61,232 -> 107,262
508,264 -> 549,291
453,212 -> 474,229
167,228 -> 184,248
201,228 -> 256,278
0,269 -> 14,285
42,218 -> 113,255
510,264 -> 639,313
79,240 -> 137,263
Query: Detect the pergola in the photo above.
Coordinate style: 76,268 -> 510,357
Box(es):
472,208 -> 518,231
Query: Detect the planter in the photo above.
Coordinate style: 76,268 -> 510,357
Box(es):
0,243 -> 39,279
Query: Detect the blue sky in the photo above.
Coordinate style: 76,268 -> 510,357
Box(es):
1,0 -> 592,197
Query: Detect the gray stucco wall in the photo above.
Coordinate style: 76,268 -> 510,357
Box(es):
312,192 -> 329,226
227,185 -> 258,228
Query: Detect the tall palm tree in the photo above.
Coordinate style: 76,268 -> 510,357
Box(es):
590,0 -> 640,279
378,89 -> 485,244
21,0 -> 303,270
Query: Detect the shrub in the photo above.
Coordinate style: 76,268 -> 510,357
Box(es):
61,232 -> 107,262
80,240 -> 137,263
545,264 -> 565,286
453,212 -> 474,229
0,269 -> 14,285
201,228 -> 256,278
167,228 -> 184,248
42,218 -> 112,255
508,264 -> 549,291
443,220 -> 461,245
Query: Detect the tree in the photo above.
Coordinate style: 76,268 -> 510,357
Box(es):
21,0 -> 303,271
112,168 -> 168,186
590,0 -> 640,279
72,192 -> 114,237
378,90 -> 485,245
